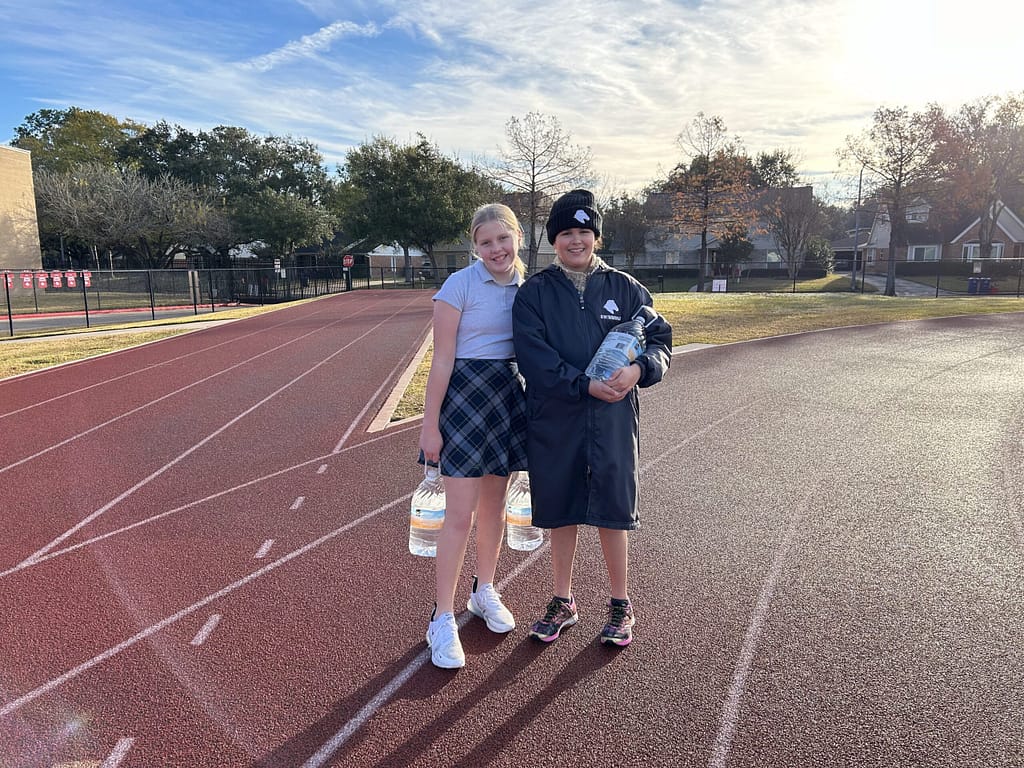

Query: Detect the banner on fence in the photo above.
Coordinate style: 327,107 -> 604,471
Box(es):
21,272 -> 31,289
50,271 -> 62,288
36,273 -> 47,289
83,271 -> 92,288
65,271 -> 77,288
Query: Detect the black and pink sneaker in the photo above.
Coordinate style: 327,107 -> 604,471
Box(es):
529,596 -> 578,642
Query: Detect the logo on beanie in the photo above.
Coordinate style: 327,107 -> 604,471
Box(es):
574,209 -> 590,224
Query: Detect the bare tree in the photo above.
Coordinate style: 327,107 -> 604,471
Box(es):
488,112 -> 593,271
841,106 -> 941,296
35,164 -> 231,268
761,185 -> 820,280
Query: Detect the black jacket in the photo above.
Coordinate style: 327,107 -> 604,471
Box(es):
512,263 -> 672,529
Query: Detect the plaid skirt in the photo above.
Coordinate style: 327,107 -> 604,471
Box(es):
424,358 -> 528,478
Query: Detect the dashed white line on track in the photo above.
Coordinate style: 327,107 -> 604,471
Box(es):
0,493 -> 411,719
317,464 -> 328,474
254,540 -> 274,559
190,614 -> 222,646
290,496 -> 305,511
100,736 -> 135,767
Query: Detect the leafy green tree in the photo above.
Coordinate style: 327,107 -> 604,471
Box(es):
12,107 -> 143,173
488,112 -> 593,270
601,194 -> 650,269
717,231 -> 754,273
120,122 -> 334,262
338,134 -> 497,281
750,149 -> 801,188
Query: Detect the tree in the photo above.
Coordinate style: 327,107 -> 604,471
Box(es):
601,194 -> 650,269
750,149 -> 800,188
760,185 -> 820,281
34,164 -> 231,269
488,112 -> 593,271
120,122 -> 335,263
933,94 -> 1024,261
663,113 -> 754,291
841,106 -> 942,296
716,231 -> 754,274
12,107 -> 143,173
338,135 -> 496,280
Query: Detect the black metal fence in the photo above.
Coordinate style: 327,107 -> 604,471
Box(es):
5,259 -> 1024,337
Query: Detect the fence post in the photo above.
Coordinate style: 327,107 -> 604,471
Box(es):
4,273 -> 12,337
935,267 -> 941,298
147,270 -> 156,320
207,269 -> 216,313
81,270 -> 91,328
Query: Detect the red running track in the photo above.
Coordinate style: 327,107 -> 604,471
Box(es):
2,294 -> 1024,767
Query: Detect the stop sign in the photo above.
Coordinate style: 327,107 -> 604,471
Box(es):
343,254 -> 354,267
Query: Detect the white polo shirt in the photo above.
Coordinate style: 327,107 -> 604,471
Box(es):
433,258 -> 523,359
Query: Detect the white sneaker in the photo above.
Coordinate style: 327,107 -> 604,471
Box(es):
467,577 -> 515,633
426,610 -> 465,669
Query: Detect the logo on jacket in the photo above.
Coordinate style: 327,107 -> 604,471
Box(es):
574,209 -> 590,224
603,299 -> 619,314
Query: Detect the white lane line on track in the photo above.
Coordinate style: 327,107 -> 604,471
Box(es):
16,296 -> 421,568
100,736 -> 135,767
708,491 -> 809,768
331,316 -> 431,454
0,422 -> 421,580
290,497 -> 305,511
0,301 -> 372,475
0,305 -> 336,419
0,493 -> 411,719
301,544 -> 550,768
639,403 -> 754,475
190,614 -> 222,646
254,540 -> 274,559
317,464 -> 328,474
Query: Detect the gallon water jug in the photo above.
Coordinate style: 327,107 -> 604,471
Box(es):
585,305 -> 658,381
409,464 -> 445,557
505,471 -> 543,551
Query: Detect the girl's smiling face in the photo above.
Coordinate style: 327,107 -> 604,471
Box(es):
473,219 -> 520,282
553,227 -> 596,271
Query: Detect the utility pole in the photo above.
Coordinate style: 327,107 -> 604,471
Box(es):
850,166 -> 863,291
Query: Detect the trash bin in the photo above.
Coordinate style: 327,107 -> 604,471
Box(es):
979,277 -> 992,294
967,277 -> 979,294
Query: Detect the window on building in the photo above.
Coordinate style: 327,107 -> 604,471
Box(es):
907,245 -> 939,261
962,242 -> 1004,261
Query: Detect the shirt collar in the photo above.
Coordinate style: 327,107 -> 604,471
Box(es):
472,257 -> 522,286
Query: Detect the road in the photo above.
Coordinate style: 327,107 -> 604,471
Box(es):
1,290 -> 1022,767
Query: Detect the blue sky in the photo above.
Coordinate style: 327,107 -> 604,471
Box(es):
1,0 -> 1022,196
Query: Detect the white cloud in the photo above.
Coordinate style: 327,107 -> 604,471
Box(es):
2,0 -> 1021,193
241,20 -> 379,72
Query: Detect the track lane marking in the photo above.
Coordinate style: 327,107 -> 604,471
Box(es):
254,540 -> 274,559
290,497 -> 305,511
100,737 -> 135,767
301,544 -> 549,768
708,490 -> 810,768
0,493 -> 411,719
16,296 -> 422,567
0,299 -> 384,476
190,614 -> 222,646
0,423 -> 420,580
0,301 -> 343,419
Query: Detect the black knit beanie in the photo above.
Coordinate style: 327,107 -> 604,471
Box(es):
545,189 -> 602,244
